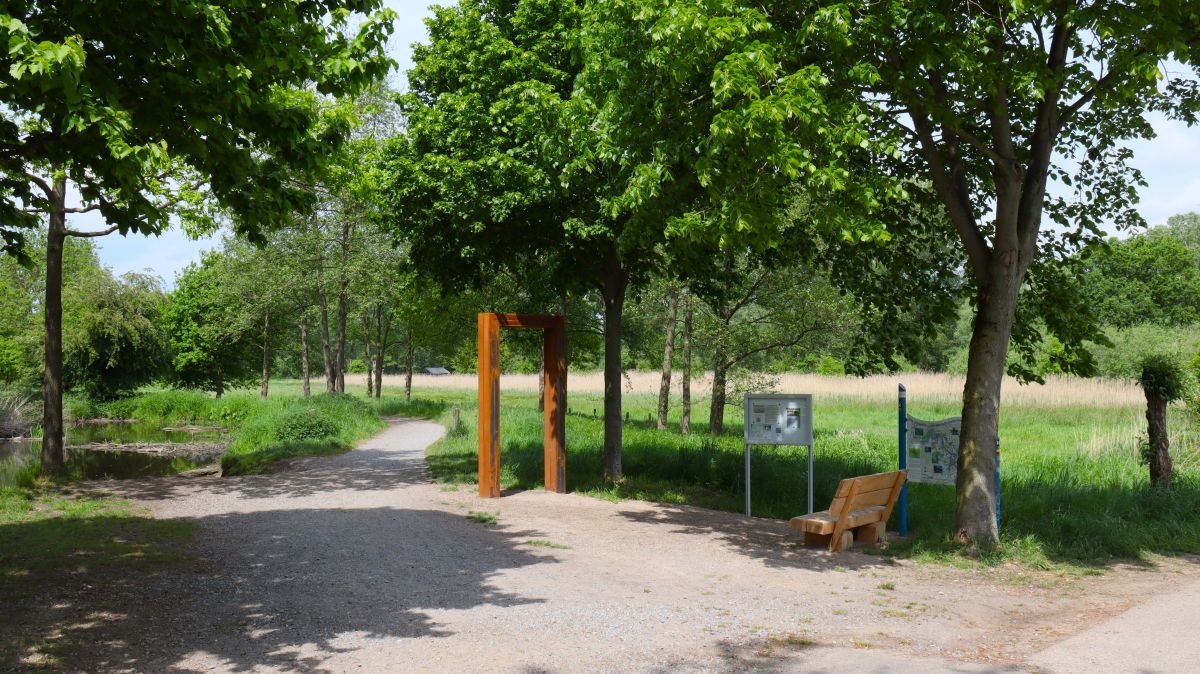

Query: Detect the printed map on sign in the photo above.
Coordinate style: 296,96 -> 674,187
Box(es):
906,416 -> 961,485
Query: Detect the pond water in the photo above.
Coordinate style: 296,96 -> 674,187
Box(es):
0,422 -> 227,485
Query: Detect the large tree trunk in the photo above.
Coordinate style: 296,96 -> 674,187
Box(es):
657,289 -> 678,430
681,292 -> 692,435
259,312 -> 271,399
299,317 -> 311,398
318,285 -> 335,392
708,355 -> 728,435
1145,390 -> 1173,487
955,259 -> 1023,545
601,250 -> 629,482
40,176 -> 67,478
404,327 -> 414,402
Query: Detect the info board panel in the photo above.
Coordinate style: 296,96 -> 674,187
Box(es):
905,416 -> 960,486
744,394 -> 813,447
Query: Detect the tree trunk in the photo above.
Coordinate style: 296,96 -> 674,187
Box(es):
362,310 -> 374,398
601,250 -> 629,482
1145,391 -> 1173,488
318,285 -> 335,392
40,175 -> 67,478
657,289 -> 678,430
335,220 -> 352,393
214,364 -> 224,400
404,327 -> 414,402
335,285 -> 348,393
375,307 -> 388,399
708,356 -> 728,435
681,292 -> 692,434
955,260 -> 1023,545
299,318 -> 311,398
259,312 -> 271,399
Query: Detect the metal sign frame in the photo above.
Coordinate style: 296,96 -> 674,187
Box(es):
742,393 -> 814,517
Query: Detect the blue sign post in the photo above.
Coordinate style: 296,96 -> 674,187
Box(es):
898,384 -> 908,537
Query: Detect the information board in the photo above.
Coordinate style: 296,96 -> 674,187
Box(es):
905,416 -> 960,486
744,394 -> 813,446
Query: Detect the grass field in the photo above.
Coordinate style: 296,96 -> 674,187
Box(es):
9,372 -> 1199,572
382,373 -> 1200,568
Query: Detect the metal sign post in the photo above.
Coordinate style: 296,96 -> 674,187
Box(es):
743,393 -> 814,517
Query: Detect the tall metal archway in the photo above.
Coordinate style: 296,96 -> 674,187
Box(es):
477,313 -> 566,497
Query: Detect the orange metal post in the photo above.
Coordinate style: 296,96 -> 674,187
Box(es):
543,316 -> 567,493
477,313 -> 501,497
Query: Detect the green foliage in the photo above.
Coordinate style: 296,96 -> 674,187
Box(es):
164,252 -> 260,396
1090,325 -> 1200,380
62,272 -> 170,400
1139,355 -> 1190,402
221,393 -> 384,475
275,408 -> 340,442
1080,234 -> 1200,328
0,1 -> 397,251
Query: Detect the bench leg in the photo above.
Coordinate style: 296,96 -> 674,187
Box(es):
830,531 -> 854,552
853,522 -> 884,545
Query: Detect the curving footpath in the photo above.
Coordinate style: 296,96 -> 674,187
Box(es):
30,418 -> 1200,673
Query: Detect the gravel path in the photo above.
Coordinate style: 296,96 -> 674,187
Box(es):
32,418 -> 1200,673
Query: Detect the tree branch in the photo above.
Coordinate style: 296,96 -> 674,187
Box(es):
64,224 -> 119,238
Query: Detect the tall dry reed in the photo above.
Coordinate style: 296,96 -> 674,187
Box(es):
348,371 -> 1145,408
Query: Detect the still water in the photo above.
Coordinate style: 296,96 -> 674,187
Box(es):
0,423 -> 226,485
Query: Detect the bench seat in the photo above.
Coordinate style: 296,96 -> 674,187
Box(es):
789,470 -> 906,552
789,505 -> 887,535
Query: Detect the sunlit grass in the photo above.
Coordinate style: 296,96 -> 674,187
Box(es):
416,385 -> 1200,568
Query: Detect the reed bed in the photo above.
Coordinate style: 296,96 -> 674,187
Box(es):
347,371 -> 1145,408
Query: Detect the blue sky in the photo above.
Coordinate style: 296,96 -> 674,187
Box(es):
91,2 -> 1200,286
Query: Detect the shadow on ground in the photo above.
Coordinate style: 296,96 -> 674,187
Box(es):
1,505 -> 552,673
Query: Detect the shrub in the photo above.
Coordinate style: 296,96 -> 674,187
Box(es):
275,408 -> 338,442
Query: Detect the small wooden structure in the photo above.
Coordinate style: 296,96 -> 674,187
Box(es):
789,470 -> 907,552
477,313 -> 566,497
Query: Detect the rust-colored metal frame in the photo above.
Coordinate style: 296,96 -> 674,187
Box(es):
477,313 -> 566,497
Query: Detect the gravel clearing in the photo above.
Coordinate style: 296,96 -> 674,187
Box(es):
18,417 -> 1200,673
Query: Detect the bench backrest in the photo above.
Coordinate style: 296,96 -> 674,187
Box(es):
828,470 -> 907,523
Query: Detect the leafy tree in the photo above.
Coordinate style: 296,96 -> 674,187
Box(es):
1157,212 -> 1200,256
383,0 -> 673,481
671,1 -> 1198,544
63,272 -> 169,400
0,1 -> 395,475
165,253 -> 260,398
1081,234 -> 1200,327
1139,354 -> 1189,488
694,255 -> 858,433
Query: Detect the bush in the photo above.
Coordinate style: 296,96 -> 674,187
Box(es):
275,408 -> 339,441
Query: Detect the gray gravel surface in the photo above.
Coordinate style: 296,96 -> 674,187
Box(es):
24,417 -> 1200,674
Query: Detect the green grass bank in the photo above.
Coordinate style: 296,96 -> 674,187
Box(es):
418,387 -> 1200,569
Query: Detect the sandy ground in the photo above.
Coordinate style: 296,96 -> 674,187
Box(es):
10,418 -> 1199,673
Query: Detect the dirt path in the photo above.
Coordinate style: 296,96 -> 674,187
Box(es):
26,418 -> 1200,672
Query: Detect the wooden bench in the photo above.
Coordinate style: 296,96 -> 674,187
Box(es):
789,470 -> 907,552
